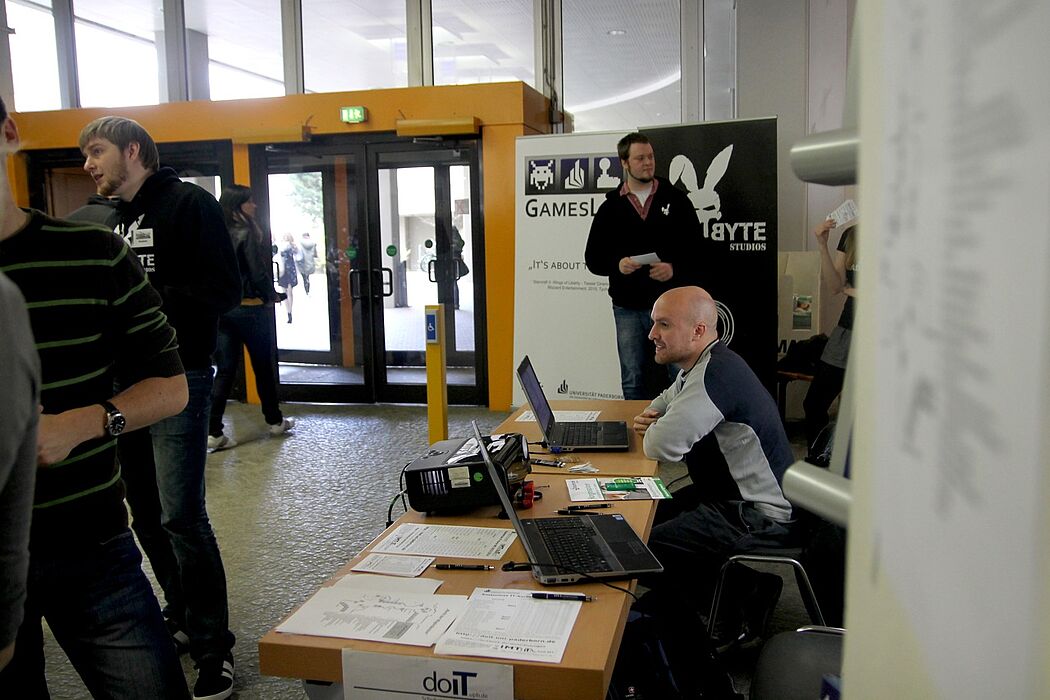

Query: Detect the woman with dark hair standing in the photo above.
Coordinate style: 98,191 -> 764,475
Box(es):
208,185 -> 295,450
803,218 -> 858,449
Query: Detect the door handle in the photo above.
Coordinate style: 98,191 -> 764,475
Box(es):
349,268 -> 364,300
380,267 -> 393,297
427,258 -> 437,283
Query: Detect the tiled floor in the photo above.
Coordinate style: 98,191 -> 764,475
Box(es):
37,403 -> 816,698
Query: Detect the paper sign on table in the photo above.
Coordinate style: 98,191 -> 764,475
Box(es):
343,650 -> 513,700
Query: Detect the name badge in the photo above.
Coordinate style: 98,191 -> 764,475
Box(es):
130,228 -> 155,248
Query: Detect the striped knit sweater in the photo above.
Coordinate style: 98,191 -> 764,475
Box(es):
0,209 -> 183,543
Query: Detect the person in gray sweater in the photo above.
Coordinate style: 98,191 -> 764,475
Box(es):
634,286 -> 795,650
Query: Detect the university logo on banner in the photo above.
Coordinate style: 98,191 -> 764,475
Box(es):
644,119 -> 779,391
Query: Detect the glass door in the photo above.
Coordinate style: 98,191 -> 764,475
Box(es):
256,137 -> 486,404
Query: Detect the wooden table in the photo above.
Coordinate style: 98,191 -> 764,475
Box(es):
258,400 -> 656,699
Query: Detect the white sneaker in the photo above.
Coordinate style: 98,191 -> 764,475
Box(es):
207,434 -> 237,451
268,417 -> 296,436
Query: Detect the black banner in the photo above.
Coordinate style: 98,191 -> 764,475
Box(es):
643,118 -> 778,392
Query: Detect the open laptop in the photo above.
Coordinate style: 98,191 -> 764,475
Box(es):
515,356 -> 630,451
471,421 -> 662,585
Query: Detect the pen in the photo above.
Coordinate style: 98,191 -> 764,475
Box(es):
567,504 -> 610,510
531,592 -> 594,602
434,564 -> 495,571
556,509 -> 603,515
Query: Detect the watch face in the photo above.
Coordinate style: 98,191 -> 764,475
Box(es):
108,412 -> 127,436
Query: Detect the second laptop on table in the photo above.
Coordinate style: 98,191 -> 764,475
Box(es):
515,355 -> 630,451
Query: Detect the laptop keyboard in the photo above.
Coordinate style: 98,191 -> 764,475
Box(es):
559,422 -> 602,445
535,517 -> 613,573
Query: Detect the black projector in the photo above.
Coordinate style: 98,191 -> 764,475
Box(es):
405,433 -> 530,514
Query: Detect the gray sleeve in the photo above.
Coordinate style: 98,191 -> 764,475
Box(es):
0,274 -> 40,647
643,366 -> 723,463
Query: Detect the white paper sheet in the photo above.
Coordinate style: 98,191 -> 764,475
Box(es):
275,587 -> 467,647
371,523 -> 516,560
629,252 -> 661,265
343,651 -> 514,700
335,573 -> 442,595
826,198 -> 858,227
434,588 -> 582,663
515,410 -> 600,423
350,553 -> 434,578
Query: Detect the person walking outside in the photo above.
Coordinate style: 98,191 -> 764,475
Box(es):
296,232 -> 318,295
276,232 -> 299,323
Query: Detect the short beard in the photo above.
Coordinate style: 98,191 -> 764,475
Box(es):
97,161 -> 128,197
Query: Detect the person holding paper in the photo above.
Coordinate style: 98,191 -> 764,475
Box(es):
584,133 -> 703,400
632,286 -> 794,650
803,218 -> 858,448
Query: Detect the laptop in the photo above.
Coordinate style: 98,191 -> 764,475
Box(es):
515,356 -> 630,451
471,421 -> 662,585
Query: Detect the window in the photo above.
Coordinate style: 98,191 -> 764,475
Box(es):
185,0 -> 284,101
7,0 -> 62,112
431,0 -> 534,86
74,0 -> 160,107
562,0 -> 682,132
302,0 -> 407,92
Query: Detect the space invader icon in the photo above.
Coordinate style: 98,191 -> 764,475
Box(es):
529,159 -> 556,192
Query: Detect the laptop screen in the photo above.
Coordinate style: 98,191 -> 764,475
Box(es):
516,356 -> 556,438
470,421 -> 542,568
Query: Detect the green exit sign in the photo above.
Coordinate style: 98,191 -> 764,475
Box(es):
340,106 -> 368,124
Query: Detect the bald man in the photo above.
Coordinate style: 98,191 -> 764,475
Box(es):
634,286 -> 795,650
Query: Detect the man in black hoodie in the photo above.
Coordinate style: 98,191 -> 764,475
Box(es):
584,132 -> 704,400
80,117 -> 241,700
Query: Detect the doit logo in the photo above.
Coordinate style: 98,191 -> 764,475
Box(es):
422,670 -> 478,696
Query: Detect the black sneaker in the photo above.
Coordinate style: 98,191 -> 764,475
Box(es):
192,652 -> 234,700
164,615 -> 190,655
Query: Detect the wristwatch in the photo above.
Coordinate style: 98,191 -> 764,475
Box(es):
101,400 -> 127,436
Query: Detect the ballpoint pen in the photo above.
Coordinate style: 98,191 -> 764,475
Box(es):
567,503 -> 611,511
531,592 -> 594,602
555,509 -> 603,515
433,564 -> 495,571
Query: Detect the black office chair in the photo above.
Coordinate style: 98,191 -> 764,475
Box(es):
705,536 -> 827,642
748,626 -> 844,700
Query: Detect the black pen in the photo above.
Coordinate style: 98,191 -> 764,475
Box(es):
531,592 -> 594,602
434,564 -> 494,571
567,504 -> 610,511
556,509 -> 602,515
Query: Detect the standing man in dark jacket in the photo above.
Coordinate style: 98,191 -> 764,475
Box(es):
584,132 -> 704,399
79,116 -> 242,700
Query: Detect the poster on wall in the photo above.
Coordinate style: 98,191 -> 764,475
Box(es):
643,118 -> 779,392
513,132 -> 626,406
512,119 -> 779,407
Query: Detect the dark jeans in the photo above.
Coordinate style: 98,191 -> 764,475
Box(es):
0,530 -> 188,699
641,487 -> 795,614
802,360 -> 846,449
151,369 -> 235,664
119,427 -> 183,623
209,304 -> 283,436
612,305 -> 676,400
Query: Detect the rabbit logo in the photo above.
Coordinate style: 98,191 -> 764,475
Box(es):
668,145 -> 733,239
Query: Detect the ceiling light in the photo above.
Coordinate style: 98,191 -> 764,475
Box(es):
607,29 -> 627,36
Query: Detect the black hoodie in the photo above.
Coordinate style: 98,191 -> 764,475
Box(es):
116,168 -> 241,370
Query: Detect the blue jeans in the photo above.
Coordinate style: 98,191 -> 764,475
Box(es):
0,530 -> 188,699
150,369 -> 235,664
210,304 -> 283,435
612,305 -> 676,400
